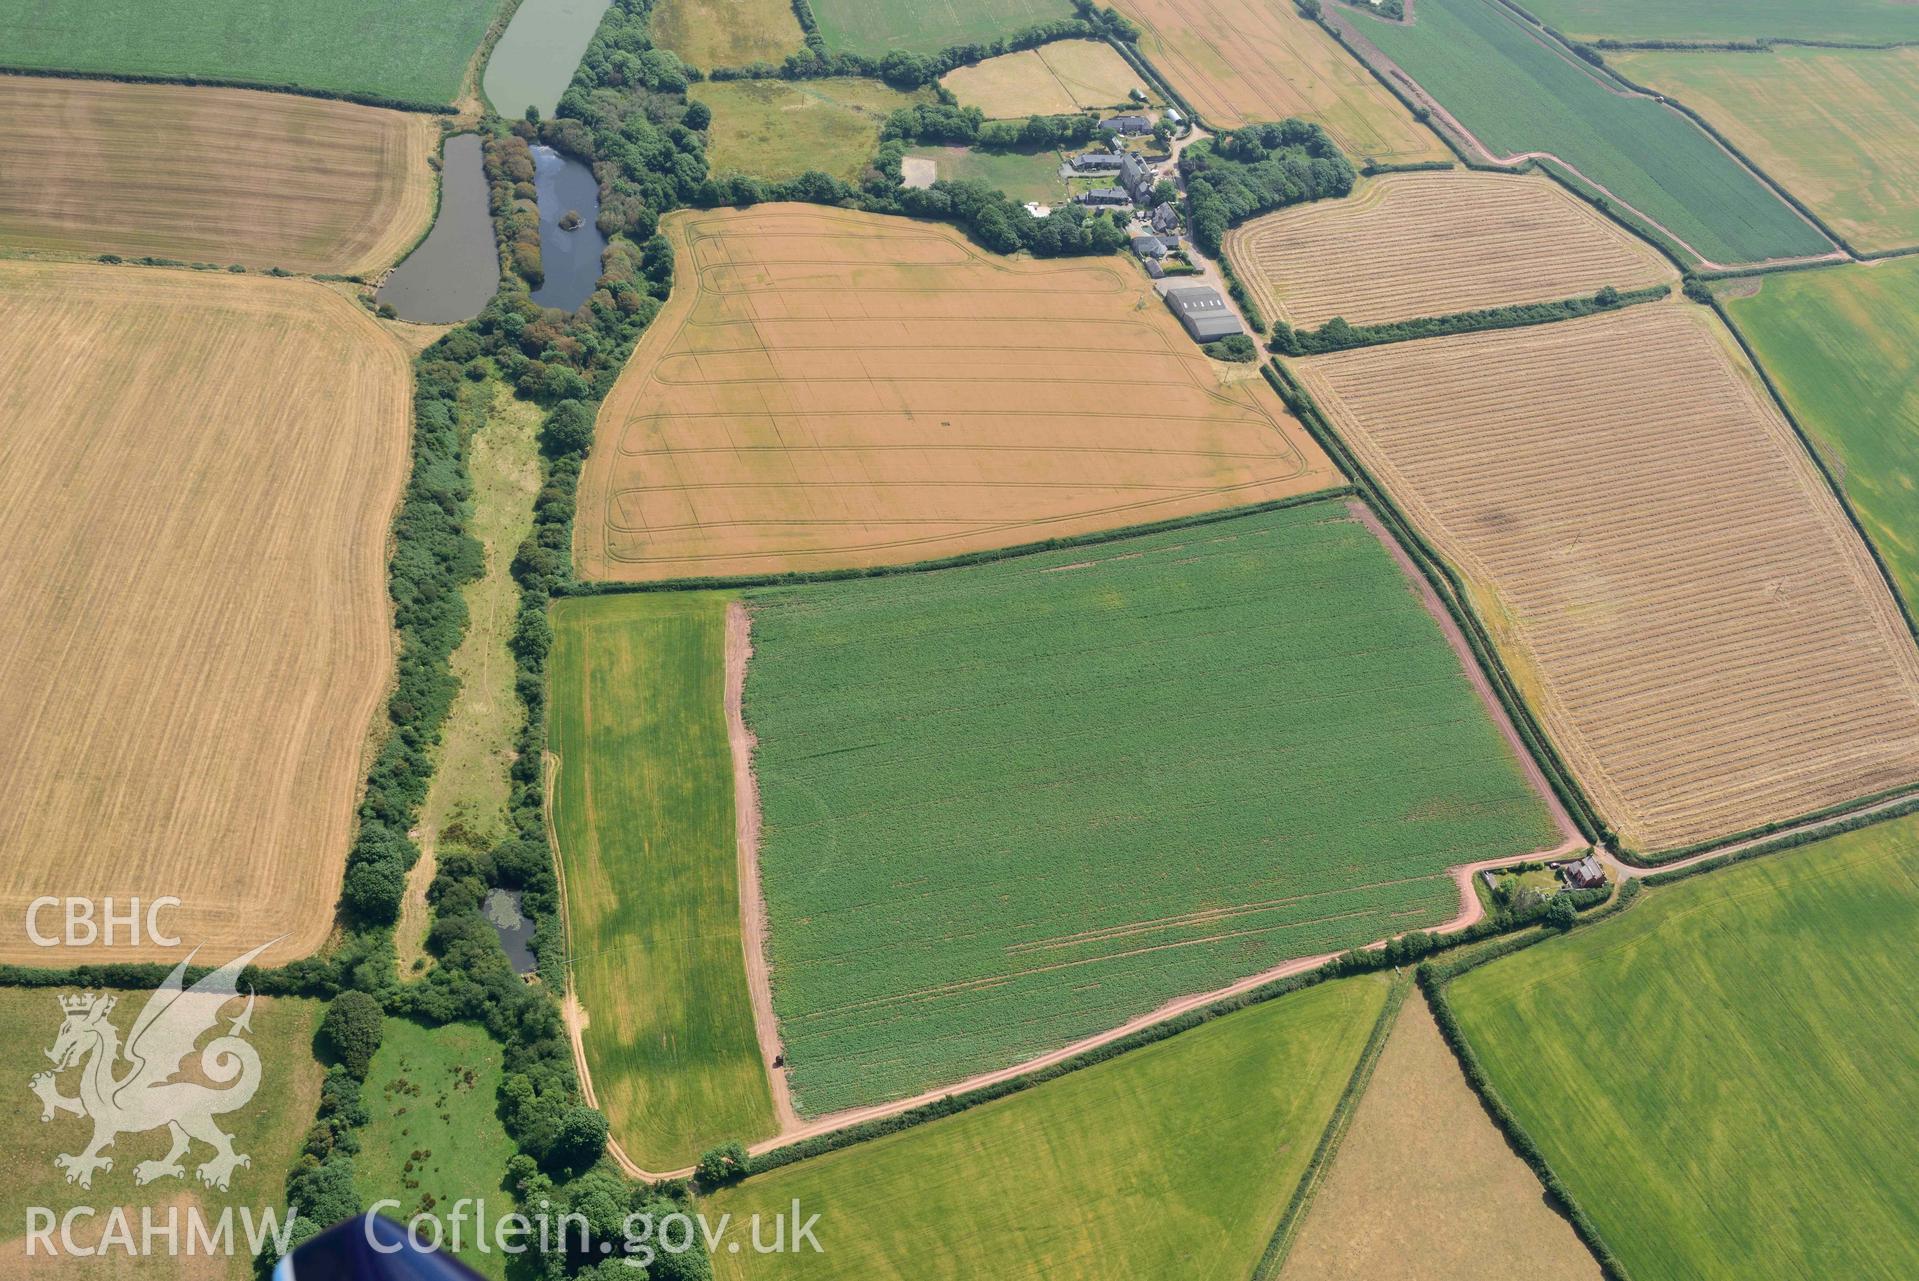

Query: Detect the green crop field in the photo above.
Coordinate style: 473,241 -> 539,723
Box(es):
549,593 -> 777,1170
1726,260 -> 1919,614
1355,0 -> 1830,266
744,502 -> 1559,1113
1512,0 -> 1919,45
0,0 -> 500,106
692,78 -> 931,182
1447,815 -> 1919,1279
906,144 -> 1066,202
1614,47 -> 1919,254
0,991 -> 321,1279
708,975 -> 1391,1281
357,1020 -> 517,1280
811,0 -> 1076,57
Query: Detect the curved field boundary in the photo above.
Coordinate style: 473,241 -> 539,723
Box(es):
1225,169 -> 1676,329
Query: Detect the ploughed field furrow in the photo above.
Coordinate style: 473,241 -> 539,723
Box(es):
1296,304 -> 1919,852
1226,171 -> 1674,329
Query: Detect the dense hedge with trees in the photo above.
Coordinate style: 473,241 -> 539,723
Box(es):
1182,121 -> 1355,254
880,102 -> 1099,149
1270,283 -> 1669,354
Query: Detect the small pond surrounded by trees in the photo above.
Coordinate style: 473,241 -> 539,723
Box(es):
483,0 -> 612,120
375,134 -> 499,323
530,143 -> 606,312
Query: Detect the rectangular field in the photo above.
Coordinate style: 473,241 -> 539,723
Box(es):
905,144 -> 1067,203
1726,260 -> 1919,615
0,0 -> 501,107
744,501 -> 1560,1113
940,39 -> 1153,117
690,79 -> 929,184
1225,170 -> 1675,329
1294,303 -> 1919,854
548,593 -> 777,1170
0,263 -> 411,963
1446,814 -> 1919,1279
650,0 -> 805,69
1348,0 -> 1831,267
709,977 -> 1390,1281
1278,998 -> 1600,1281
1111,0 -> 1448,163
1611,47 -> 1919,254
0,75 -> 436,275
0,991 -> 322,1280
575,204 -> 1339,582
1510,0 -> 1919,45
809,0 -> 1076,57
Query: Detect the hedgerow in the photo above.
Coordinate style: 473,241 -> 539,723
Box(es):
1270,283 -> 1669,354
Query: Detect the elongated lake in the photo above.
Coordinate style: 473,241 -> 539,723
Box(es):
484,0 -> 612,120
375,134 -> 498,324
530,143 -> 605,312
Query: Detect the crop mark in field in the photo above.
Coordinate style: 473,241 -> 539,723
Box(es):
574,204 -> 1339,581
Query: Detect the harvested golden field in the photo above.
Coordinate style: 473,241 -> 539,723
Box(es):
1279,998 -> 1600,1281
1109,0 -> 1447,163
1295,303 -> 1919,853
1226,171 -> 1676,329
0,263 -> 410,963
0,75 -> 435,275
576,204 -> 1337,581
941,38 -> 1153,117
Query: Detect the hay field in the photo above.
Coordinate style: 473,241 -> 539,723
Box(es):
0,263 -> 410,964
691,79 -> 929,183
1356,0 -> 1832,267
1109,0 -> 1447,163
1447,814 -> 1919,1279
1612,47 -> 1919,254
1727,260 -> 1919,613
1295,303 -> 1919,854
549,593 -> 777,1169
0,0 -> 500,107
941,39 -> 1151,118
709,977 -> 1390,1281
744,502 -> 1560,1112
651,0 -> 805,69
0,75 -> 435,275
576,205 -> 1337,582
1278,999 -> 1599,1281
1225,170 -> 1675,329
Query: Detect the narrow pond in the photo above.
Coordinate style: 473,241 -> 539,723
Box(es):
530,143 -> 606,312
484,0 -> 612,120
484,888 -> 538,975
375,134 -> 499,324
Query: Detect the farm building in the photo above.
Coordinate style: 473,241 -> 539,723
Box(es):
1164,285 -> 1243,342
1120,152 -> 1158,202
1101,114 -> 1152,135
1077,186 -> 1131,208
1144,259 -> 1166,279
1068,151 -> 1124,174
1151,201 -> 1180,233
1560,855 -> 1606,890
1131,234 -> 1168,260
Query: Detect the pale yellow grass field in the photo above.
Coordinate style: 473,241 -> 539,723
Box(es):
1110,0 -> 1448,162
1612,46 -> 1919,254
651,0 -> 805,69
0,75 -> 436,275
575,204 -> 1339,581
1280,998 -> 1601,1281
941,39 -> 1152,117
1295,303 -> 1919,853
1226,170 -> 1676,328
0,263 -> 411,963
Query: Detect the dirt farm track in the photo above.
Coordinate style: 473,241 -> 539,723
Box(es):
575,204 -> 1339,581
0,262 -> 412,964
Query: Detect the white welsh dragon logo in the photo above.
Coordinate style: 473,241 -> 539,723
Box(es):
29,940 -> 276,1192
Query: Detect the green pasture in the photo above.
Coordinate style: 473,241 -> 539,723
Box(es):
549,593 -> 777,1170
1726,259 -> 1919,613
1356,0 -> 1830,266
0,0 -> 501,106
357,1020 -> 516,1280
708,976 -> 1390,1281
1448,814 -> 1919,1279
744,501 -> 1559,1113
906,144 -> 1066,202
1512,0 -> 1919,45
810,0 -> 1076,56
692,77 -> 930,182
